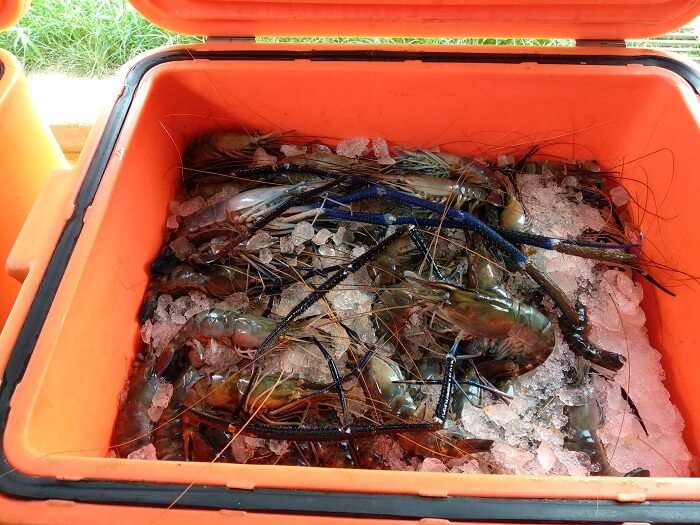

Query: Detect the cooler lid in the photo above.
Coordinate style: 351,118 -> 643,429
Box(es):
129,0 -> 700,40
0,0 -> 28,31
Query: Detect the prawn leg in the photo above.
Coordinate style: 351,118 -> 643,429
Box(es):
237,228 -> 408,416
407,225 -> 445,280
311,337 -> 349,426
433,337 -> 461,426
228,421 -> 436,442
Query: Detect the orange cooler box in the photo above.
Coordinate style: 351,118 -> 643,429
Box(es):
0,0 -> 66,330
1,1 -> 700,523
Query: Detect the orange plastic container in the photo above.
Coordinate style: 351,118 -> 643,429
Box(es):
1,1 -> 700,523
0,1 -> 66,331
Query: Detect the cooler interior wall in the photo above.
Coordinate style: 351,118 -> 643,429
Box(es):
15,57 -> 700,474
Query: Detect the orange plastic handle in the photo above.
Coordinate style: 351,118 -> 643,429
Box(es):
6,168 -> 78,283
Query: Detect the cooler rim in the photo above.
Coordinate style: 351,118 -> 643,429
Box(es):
0,46 -> 698,522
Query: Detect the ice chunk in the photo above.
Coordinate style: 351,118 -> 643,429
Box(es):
252,147 -> 277,167
275,342 -> 335,383
147,381 -> 174,422
215,292 -> 249,311
127,444 -> 157,460
419,458 -> 447,472
279,235 -> 295,254
259,247 -> 273,264
204,339 -> 240,369
166,214 -> 179,229
183,291 -> 213,319
332,226 -> 348,246
140,320 -> 153,344
536,442 -> 556,473
291,221 -> 315,246
497,154 -> 515,167
268,440 -> 290,456
373,435 -> 409,470
318,244 -> 336,258
449,459 -> 482,474
169,236 -> 194,259
231,436 -> 265,463
484,403 -> 518,426
177,196 -> 206,217
609,186 -> 630,207
280,144 -> 307,157
372,137 -> 395,165
273,282 -> 325,319
207,184 -> 240,205
246,231 -> 274,251
313,228 -> 333,245
336,137 -> 369,158
317,322 -> 350,359
491,443 -> 536,475
149,322 -> 181,352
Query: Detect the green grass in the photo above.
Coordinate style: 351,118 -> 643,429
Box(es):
260,36 -> 573,47
0,0 -> 201,77
0,0 -> 573,77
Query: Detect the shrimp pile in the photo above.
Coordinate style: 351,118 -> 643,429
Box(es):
112,132 -> 691,476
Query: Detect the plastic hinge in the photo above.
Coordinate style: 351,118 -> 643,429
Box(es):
616,491 -> 647,503
46,499 -> 77,507
576,39 -> 626,48
226,479 -> 255,490
206,36 -> 256,43
418,488 -> 449,498
219,510 -> 248,518
6,169 -> 77,283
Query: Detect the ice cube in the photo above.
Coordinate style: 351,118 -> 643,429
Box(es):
609,186 -> 630,207
169,236 -> 194,259
268,440 -> 290,456
127,444 -> 157,460
177,196 -> 206,217
332,226 -> 348,246
147,381 -> 174,422
419,458 -> 447,472
252,147 -> 277,167
140,320 -> 153,344
497,154 -> 515,167
280,144 -> 307,157
536,442 -> 556,473
246,231 -> 274,251
272,282 -> 325,319
291,221 -> 315,246
204,339 -> 240,369
336,137 -> 369,158
279,235 -> 295,254
372,137 -> 395,165
312,143 -> 332,153
149,322 -> 181,351
484,403 -> 518,426
166,215 -> 179,229
259,247 -> 273,264
313,228 -> 333,245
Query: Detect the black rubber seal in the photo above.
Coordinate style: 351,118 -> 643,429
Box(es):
1,48 -> 699,522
